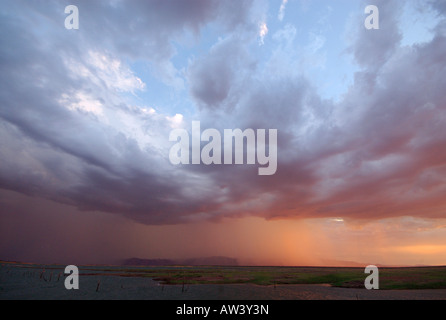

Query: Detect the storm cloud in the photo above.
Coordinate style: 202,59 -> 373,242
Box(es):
1,0 -> 446,229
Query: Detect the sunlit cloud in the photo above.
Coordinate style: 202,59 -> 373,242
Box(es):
166,113 -> 184,128
278,0 -> 289,21
259,21 -> 268,45
65,51 -> 146,94
59,91 -> 104,116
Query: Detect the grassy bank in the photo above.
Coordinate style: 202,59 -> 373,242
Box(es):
145,266 -> 446,289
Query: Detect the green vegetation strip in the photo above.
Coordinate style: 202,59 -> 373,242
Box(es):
136,266 -> 446,290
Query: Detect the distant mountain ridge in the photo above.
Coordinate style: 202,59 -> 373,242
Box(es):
122,256 -> 238,266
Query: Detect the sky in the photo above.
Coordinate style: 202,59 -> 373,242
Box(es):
1,0 -> 446,266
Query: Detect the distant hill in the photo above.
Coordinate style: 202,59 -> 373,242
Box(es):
122,258 -> 175,266
122,256 -> 238,266
182,256 -> 238,266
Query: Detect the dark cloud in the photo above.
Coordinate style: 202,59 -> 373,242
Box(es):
183,0 -> 446,223
428,0 -> 446,16
0,0 -> 445,230
348,0 -> 403,70
188,35 -> 255,110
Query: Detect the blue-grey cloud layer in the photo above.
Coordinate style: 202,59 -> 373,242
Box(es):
1,0 -> 446,225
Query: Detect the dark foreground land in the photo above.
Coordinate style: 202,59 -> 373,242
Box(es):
1,261 -> 445,300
